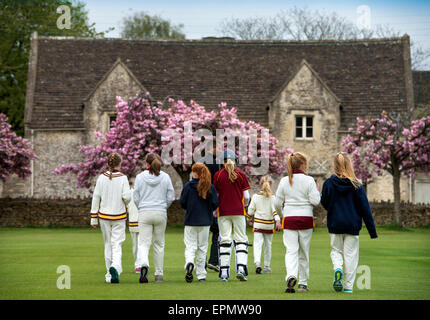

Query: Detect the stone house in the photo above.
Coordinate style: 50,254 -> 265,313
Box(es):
2,32 -> 428,203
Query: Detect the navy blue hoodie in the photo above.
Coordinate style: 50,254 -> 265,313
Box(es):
180,178 -> 219,226
321,175 -> 378,238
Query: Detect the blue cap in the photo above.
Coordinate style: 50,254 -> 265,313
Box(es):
223,149 -> 237,160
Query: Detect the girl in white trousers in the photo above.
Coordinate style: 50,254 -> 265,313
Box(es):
321,153 -> 378,293
133,153 -> 175,283
180,163 -> 219,282
90,153 -> 131,284
274,152 -> 321,293
247,175 -> 281,274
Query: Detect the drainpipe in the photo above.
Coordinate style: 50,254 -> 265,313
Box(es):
30,129 -> 34,197
409,176 -> 413,204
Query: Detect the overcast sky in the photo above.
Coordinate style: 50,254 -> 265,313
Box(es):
84,0 -> 430,67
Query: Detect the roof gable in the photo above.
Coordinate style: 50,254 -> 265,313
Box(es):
271,59 -> 341,105
84,57 -> 150,103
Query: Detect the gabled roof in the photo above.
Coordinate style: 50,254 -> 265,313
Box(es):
26,35 -> 413,130
270,59 -> 341,104
84,57 -> 150,102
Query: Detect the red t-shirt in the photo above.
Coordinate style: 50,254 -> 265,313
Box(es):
213,168 -> 250,217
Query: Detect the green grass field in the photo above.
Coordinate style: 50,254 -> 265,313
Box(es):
0,226 -> 429,300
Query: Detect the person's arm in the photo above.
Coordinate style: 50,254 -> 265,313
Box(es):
122,177 -> 132,205
165,175 -> 175,209
355,186 -> 378,239
243,189 -> 250,207
271,196 -> 281,231
308,178 -> 321,206
274,179 -> 285,216
320,180 -> 330,210
247,195 -> 256,217
133,175 -> 141,208
179,183 -> 189,210
210,185 -> 219,212
90,176 -> 102,227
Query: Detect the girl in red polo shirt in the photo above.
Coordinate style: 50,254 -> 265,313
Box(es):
274,152 -> 320,293
213,150 -> 250,282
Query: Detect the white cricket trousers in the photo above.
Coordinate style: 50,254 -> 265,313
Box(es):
218,215 -> 248,276
184,225 -> 210,280
283,228 -> 313,285
99,219 -> 126,279
253,232 -> 274,268
330,233 -> 359,291
137,210 -> 167,276
129,231 -> 140,269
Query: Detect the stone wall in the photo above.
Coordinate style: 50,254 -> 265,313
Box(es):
31,130 -> 90,199
1,198 -> 429,228
0,198 -> 185,227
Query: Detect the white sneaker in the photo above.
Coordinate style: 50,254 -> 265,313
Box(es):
263,266 -> 272,274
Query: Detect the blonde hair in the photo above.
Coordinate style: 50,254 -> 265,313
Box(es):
224,158 -> 237,183
107,153 -> 122,180
287,152 -> 307,186
334,152 -> 360,189
260,175 -> 273,198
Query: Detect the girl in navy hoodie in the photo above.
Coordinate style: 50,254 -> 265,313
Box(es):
180,163 -> 219,283
321,152 -> 378,294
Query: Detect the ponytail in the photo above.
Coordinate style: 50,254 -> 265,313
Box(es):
287,154 -> 294,187
334,152 -> 360,189
260,175 -> 273,198
192,163 -> 211,199
145,153 -> 162,176
224,158 -> 237,183
107,153 -> 122,180
287,152 -> 307,186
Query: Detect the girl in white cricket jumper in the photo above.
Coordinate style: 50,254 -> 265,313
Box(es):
274,152 -> 320,293
127,181 -> 140,273
247,175 -> 281,274
321,152 -> 377,294
90,153 -> 131,284
134,153 -> 175,283
180,163 -> 219,283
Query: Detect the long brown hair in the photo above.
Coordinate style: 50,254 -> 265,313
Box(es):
192,163 -> 211,199
334,152 -> 360,189
224,158 -> 237,183
145,153 -> 161,176
260,175 -> 273,198
287,152 -> 307,186
107,153 -> 122,180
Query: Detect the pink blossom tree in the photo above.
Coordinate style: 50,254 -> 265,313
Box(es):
53,94 -> 291,190
342,111 -> 430,227
0,113 -> 36,182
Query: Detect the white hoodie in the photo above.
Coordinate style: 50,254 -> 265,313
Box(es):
133,170 -> 175,213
